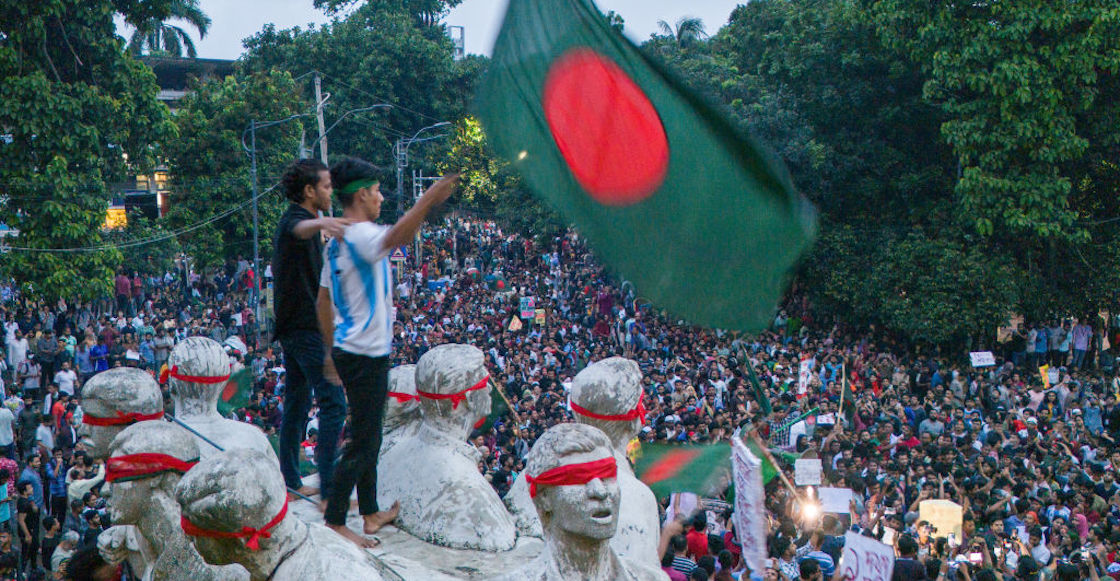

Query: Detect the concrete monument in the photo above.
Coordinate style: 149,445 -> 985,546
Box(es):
378,344 -> 517,551
99,421 -> 248,581
492,423 -> 667,581
176,448 -> 384,581
165,337 -> 276,462
79,367 -> 164,459
506,357 -> 661,566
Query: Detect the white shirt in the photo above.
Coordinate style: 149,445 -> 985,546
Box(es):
0,407 -> 13,446
7,338 -> 27,367
36,423 -> 54,452
54,369 -> 77,395
320,222 -> 394,357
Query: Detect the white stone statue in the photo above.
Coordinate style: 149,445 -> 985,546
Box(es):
378,344 -> 517,551
376,365 -> 420,510
506,357 -> 661,566
491,423 -> 667,581
99,421 -> 248,581
166,337 -> 276,462
176,448 -> 385,581
78,367 -> 164,459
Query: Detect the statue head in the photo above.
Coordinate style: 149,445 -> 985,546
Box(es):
176,449 -> 287,566
525,423 -> 620,541
166,337 -> 231,411
416,344 -> 490,427
384,365 -> 419,434
107,421 -> 199,526
79,368 -> 164,459
570,357 -> 644,444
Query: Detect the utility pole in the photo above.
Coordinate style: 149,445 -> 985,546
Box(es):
314,73 -> 329,166
248,119 -> 262,348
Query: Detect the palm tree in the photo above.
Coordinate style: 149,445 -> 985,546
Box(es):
126,0 -> 211,58
656,16 -> 708,48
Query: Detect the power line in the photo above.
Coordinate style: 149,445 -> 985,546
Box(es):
4,183 -> 280,253
314,71 -> 447,126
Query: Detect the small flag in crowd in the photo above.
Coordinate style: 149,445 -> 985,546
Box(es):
217,368 -> 252,416
633,443 -> 731,498
743,361 -> 772,416
476,0 -> 817,333
474,383 -> 511,434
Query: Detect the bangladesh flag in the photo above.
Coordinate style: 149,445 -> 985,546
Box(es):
474,383 -> 511,434
743,360 -> 772,416
217,367 -> 252,416
476,0 -> 817,332
632,443 -> 731,498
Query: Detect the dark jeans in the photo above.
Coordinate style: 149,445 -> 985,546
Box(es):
278,331 -> 345,499
325,350 -> 389,526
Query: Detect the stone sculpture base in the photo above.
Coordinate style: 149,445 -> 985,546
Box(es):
288,474 -> 543,580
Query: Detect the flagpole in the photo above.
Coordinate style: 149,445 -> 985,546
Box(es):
164,413 -> 318,506
747,431 -> 799,500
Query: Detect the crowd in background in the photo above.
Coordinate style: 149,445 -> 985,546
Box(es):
3,216 -> 1120,581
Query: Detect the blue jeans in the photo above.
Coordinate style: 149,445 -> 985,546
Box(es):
278,331 -> 345,497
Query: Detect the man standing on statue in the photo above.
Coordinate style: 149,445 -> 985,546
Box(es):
272,159 -> 352,507
317,157 -> 458,547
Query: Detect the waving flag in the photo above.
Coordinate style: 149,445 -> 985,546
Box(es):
476,0 -> 817,332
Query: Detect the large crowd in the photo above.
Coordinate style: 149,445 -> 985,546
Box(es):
2,216 -> 1120,581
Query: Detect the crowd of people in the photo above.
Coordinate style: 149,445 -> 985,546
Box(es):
2,212 -> 1120,581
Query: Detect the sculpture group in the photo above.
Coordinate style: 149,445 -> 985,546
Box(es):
88,337 -> 669,580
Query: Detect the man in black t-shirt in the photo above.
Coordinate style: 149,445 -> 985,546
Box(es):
272,159 -> 352,502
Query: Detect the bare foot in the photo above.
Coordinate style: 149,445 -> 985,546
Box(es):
363,501 -> 400,535
297,485 -> 319,496
326,523 -> 380,549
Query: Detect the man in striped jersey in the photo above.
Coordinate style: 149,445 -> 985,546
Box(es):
316,157 -> 458,547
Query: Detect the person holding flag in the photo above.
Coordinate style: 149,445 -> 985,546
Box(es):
316,157 -> 459,547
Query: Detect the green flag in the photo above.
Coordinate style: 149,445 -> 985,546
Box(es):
743,437 -> 801,485
632,443 -> 732,498
475,384 -> 511,434
744,360 -> 772,417
217,367 -> 252,416
476,0 -> 817,332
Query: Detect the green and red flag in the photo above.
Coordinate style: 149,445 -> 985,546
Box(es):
474,383 -> 512,434
632,443 -> 731,498
476,0 -> 817,332
217,367 -> 252,417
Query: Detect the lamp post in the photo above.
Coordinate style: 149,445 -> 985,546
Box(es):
242,113 -> 311,348
394,122 -> 451,268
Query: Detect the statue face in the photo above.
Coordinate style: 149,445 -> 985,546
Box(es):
79,402 -> 123,460
539,449 -> 620,541
108,478 -> 151,525
469,380 -> 492,420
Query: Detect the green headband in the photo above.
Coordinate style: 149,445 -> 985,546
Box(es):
338,178 -> 378,195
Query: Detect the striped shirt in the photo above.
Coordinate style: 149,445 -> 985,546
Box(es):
319,222 -> 394,357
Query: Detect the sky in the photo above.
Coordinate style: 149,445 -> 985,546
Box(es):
114,0 -> 744,60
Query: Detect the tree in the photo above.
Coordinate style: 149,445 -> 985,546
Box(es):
0,0 -> 173,301
161,72 -> 307,267
124,0 -> 211,58
655,16 -> 707,48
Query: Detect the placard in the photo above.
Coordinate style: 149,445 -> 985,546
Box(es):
519,296 -> 535,319
969,351 -> 996,367
818,487 -> 854,514
795,458 -> 823,485
839,531 -> 895,581
798,357 -> 813,395
919,499 -> 963,539
534,308 -> 546,325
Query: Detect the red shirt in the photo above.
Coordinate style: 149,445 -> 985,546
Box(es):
686,528 -> 709,560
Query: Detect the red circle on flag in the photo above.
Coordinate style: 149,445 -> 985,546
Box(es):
543,48 -> 669,206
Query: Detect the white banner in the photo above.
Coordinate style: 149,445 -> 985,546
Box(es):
794,458 -> 823,485
731,437 -> 768,574
839,531 -> 895,581
969,351 -> 996,367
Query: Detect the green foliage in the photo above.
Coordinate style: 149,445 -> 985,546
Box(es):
0,0 -> 172,300
161,72 -> 306,267
105,211 -> 182,275
124,0 -> 211,58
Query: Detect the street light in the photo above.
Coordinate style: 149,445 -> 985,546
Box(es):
242,113 -> 312,348
395,121 -> 451,218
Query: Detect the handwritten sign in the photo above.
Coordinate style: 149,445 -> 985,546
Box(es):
519,296 -> 536,319
839,531 -> 895,581
818,487 -> 854,514
534,308 -> 546,325
919,499 -> 963,539
795,459 -> 823,485
798,358 -> 813,395
969,351 -> 996,367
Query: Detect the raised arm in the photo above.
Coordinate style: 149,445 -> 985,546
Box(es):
382,174 -> 460,251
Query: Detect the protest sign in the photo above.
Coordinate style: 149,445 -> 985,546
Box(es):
839,531 -> 895,581
818,487 -> 854,514
919,499 -> 963,539
520,296 -> 536,319
798,357 -> 813,395
969,351 -> 996,367
534,308 -> 546,325
794,458 -> 823,485
731,436 -> 767,574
